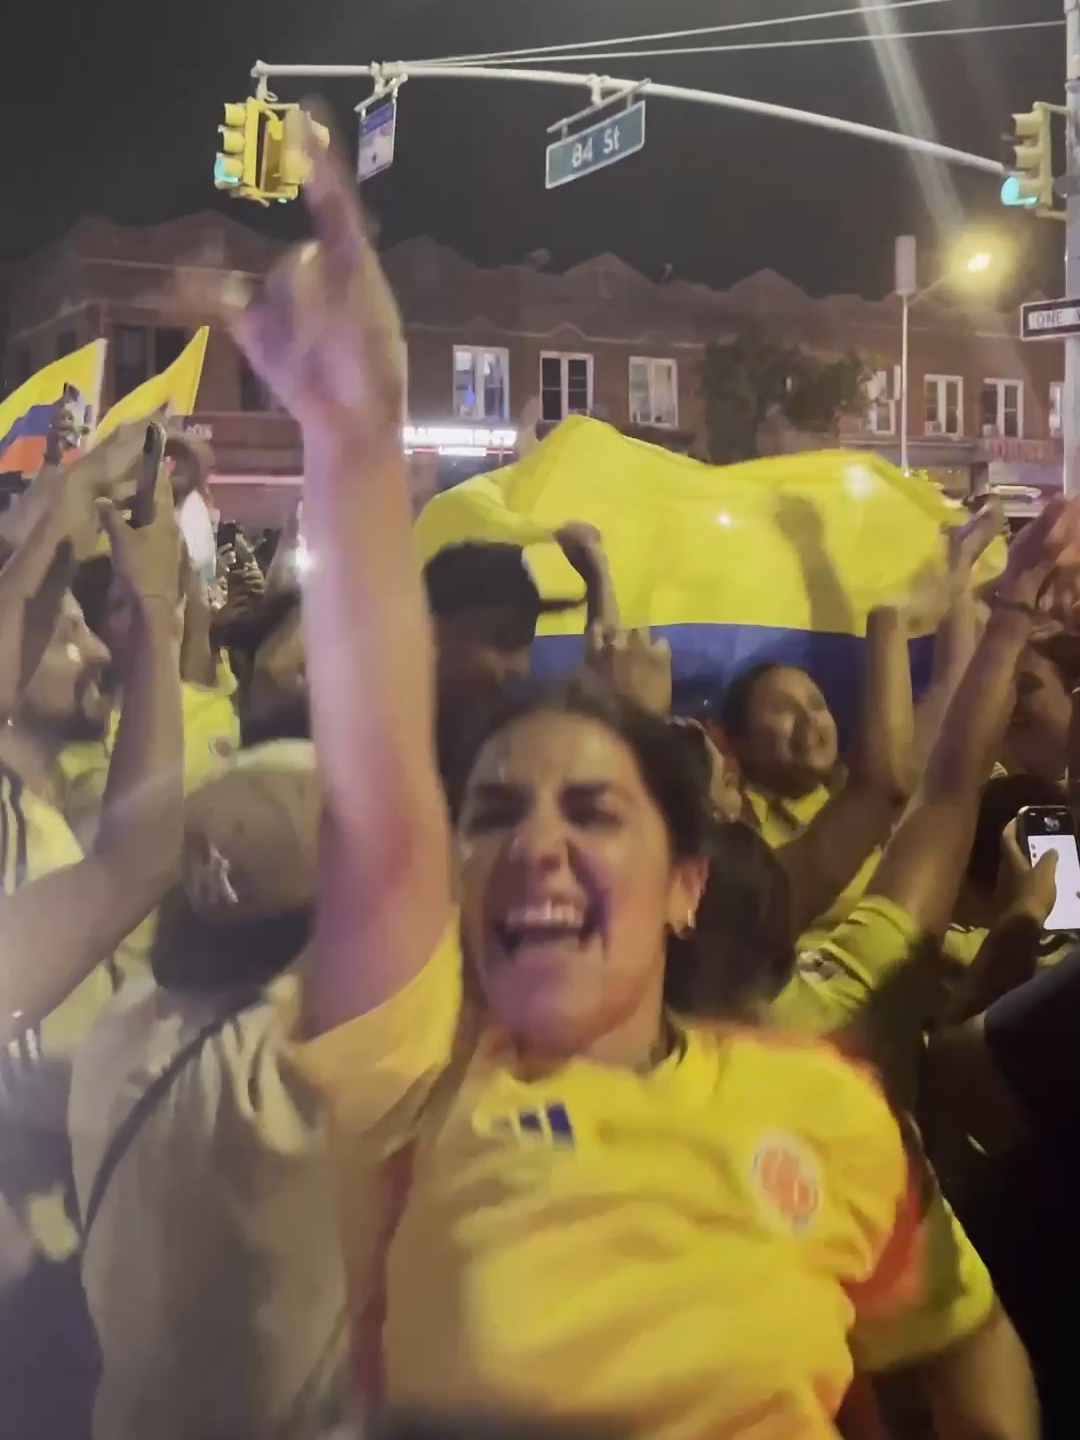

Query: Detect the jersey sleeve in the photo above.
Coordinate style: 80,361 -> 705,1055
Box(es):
802,1052 -> 995,1374
289,917 -> 464,1152
841,1106 -> 995,1374
770,896 -> 943,1112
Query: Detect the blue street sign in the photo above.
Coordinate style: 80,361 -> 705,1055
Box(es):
358,97 -> 397,183
545,101 -> 647,190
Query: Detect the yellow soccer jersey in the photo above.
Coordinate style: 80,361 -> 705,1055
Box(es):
61,680 -> 238,824
746,784 -> 880,951
0,766 -> 120,1259
0,767 -> 116,1057
296,932 -> 992,1440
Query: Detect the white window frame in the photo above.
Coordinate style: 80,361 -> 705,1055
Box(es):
629,356 -> 679,429
453,346 -> 510,422
540,352 -> 594,423
924,374 -> 964,438
981,377 -> 1024,440
1050,381 -> 1063,438
865,367 -> 899,436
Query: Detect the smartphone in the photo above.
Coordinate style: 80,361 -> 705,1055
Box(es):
1017,806 -> 1080,931
216,521 -> 240,552
129,422 -> 165,530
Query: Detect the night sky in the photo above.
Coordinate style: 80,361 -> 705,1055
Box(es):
0,0 -> 1063,298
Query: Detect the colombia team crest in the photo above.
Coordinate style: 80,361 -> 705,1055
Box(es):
751,1134 -> 821,1232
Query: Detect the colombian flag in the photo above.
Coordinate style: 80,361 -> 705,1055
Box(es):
415,416 -> 1006,739
0,341 -> 106,477
94,327 -> 209,444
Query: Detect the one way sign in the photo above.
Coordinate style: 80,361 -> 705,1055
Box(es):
1022,299 -> 1080,340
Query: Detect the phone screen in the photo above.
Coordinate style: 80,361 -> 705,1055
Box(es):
1026,833 -> 1080,930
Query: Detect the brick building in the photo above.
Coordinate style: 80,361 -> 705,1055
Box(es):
0,211 -> 1067,520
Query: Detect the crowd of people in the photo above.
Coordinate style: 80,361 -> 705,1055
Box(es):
1,119 -> 1080,1440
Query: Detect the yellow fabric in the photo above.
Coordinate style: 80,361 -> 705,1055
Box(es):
414,419 -> 1006,640
94,327 -> 209,442
296,926 -> 989,1438
768,898 -> 994,1376
747,782 -> 881,951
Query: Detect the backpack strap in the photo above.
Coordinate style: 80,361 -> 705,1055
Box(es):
79,1007 -> 244,1251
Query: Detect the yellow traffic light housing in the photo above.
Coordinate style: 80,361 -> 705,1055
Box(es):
1002,104 -> 1054,211
215,99 -> 261,194
259,110 -> 299,203
258,104 -> 332,201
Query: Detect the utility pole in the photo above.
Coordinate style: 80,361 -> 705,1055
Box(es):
1066,0 -> 1080,496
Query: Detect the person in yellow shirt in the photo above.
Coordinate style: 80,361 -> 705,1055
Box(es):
197,133 -> 1074,1440
720,606 -> 914,953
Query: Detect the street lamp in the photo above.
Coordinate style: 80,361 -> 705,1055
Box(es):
895,235 -> 1008,473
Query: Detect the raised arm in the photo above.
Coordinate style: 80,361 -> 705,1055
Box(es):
777,605 -> 915,940
869,497 -> 1080,941
0,464 -> 184,1040
201,114 -> 450,1035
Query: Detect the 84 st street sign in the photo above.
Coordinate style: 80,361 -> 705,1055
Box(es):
1021,299 -> 1080,340
545,100 -> 647,189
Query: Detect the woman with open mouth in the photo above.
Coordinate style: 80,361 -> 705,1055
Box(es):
213,119 -> 1044,1440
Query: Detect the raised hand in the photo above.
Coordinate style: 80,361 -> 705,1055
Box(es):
584,625 -> 673,716
181,108 -> 405,444
99,459 -> 182,614
998,495 -> 1080,611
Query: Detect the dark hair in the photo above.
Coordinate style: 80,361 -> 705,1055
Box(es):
72,555 -> 114,641
719,661 -> 784,741
1030,634 -> 1080,695
665,818 -> 794,1018
240,692 -> 311,747
447,677 -> 715,863
966,773 -> 1071,893
150,886 -> 312,991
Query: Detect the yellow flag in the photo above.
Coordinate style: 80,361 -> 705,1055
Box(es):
94,327 -> 209,443
0,340 -> 106,475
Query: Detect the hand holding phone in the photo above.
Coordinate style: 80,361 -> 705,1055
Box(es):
129,423 -> 166,530
1016,805 -> 1080,931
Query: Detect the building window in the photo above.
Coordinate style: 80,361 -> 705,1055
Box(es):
541,353 -> 593,422
1050,381 -> 1064,437
154,327 -> 189,373
453,347 -> 510,421
114,326 -> 150,400
55,330 -> 77,361
629,357 -> 678,428
924,374 -> 963,437
866,368 -> 898,435
980,379 -> 1023,439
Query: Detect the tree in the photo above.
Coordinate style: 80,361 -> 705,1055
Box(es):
699,329 -> 871,466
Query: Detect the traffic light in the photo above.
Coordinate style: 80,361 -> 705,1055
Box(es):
1001,104 -> 1053,210
259,105 -> 332,201
259,110 -> 298,203
215,100 -> 261,194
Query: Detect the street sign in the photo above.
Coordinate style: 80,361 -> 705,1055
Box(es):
358,97 -> 397,183
1021,298 -> 1080,340
545,100 -> 646,190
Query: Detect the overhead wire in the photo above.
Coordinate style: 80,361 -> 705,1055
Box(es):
464,18 -> 1063,70
412,0 -> 963,69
